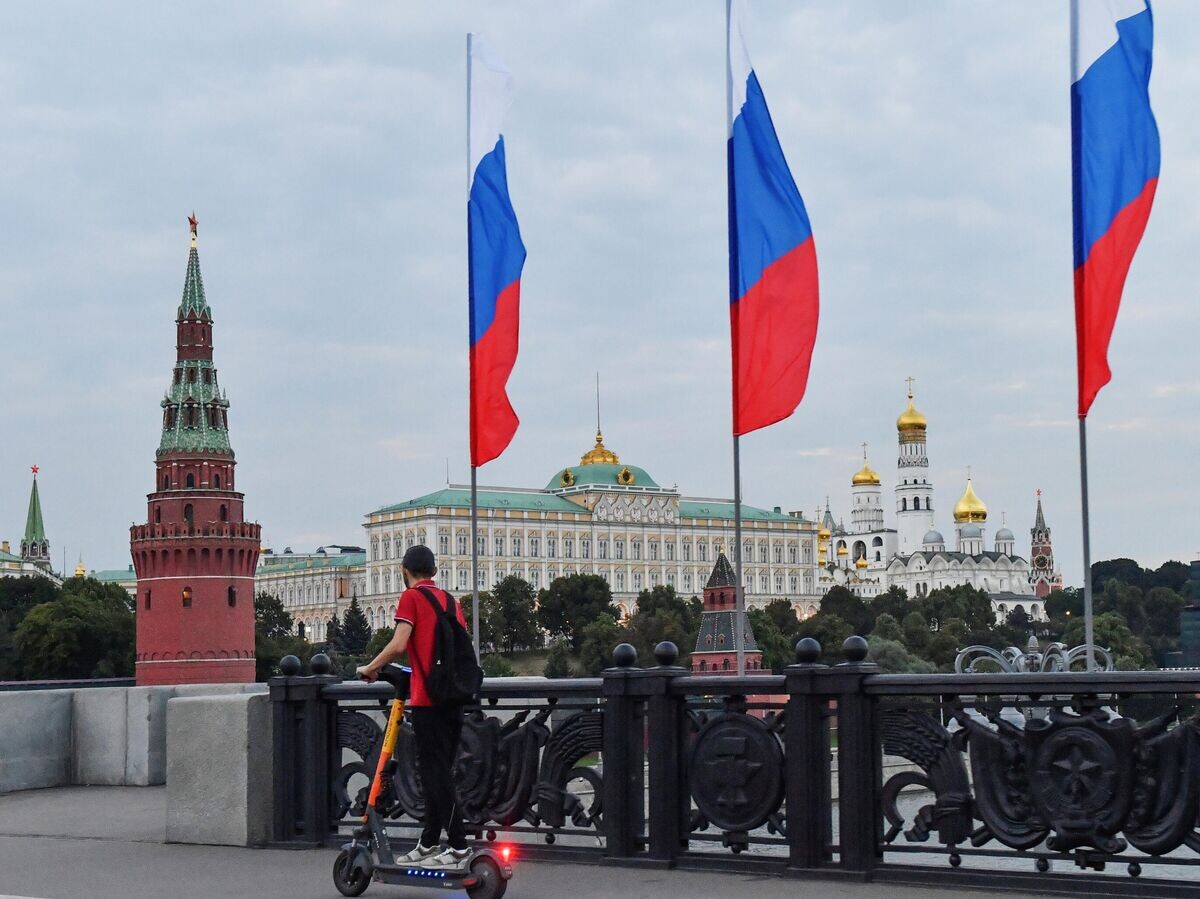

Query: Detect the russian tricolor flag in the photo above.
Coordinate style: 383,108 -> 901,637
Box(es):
727,0 -> 819,437
468,35 -> 526,467
1071,0 -> 1160,418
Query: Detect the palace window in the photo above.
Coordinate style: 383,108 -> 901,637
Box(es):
494,536 -> 505,556
371,538 -> 379,561
774,575 -> 784,593
458,569 -> 468,590
512,536 -> 522,557
547,537 -> 557,558
632,540 -> 642,561
758,544 -> 767,564
633,573 -> 642,590
531,570 -> 540,588
760,574 -> 768,593
477,536 -> 486,557
439,534 -> 449,555
682,542 -> 691,561
698,542 -> 708,562
564,538 -> 574,559
477,570 -> 486,588
616,572 -> 625,591
599,539 -> 608,560
683,573 -> 692,592
371,571 -> 379,593
789,576 -> 798,593
615,540 -> 625,560
774,546 -> 782,564
665,542 -> 674,561
788,545 -> 797,564
457,534 -> 468,555
667,572 -> 675,587
649,541 -> 658,561
530,537 -> 540,557
803,544 -> 811,562
581,538 -> 591,559
383,570 -> 391,593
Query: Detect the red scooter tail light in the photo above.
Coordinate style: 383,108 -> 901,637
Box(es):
500,845 -> 513,863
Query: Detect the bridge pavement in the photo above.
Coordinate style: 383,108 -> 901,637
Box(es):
0,787 -> 1035,899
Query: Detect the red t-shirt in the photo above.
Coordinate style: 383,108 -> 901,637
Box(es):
394,580 -> 468,707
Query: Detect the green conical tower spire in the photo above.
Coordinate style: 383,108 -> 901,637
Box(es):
177,212 -> 211,321
24,470 -> 45,545
158,215 -> 232,457
21,466 -> 50,567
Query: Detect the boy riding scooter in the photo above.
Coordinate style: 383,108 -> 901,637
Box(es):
356,544 -> 482,869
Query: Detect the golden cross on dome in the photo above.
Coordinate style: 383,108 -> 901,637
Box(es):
861,441 -> 868,461
905,375 -> 915,397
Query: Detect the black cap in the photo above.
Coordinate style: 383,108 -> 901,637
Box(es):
401,544 -> 436,577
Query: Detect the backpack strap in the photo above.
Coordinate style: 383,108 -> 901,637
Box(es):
415,585 -> 454,618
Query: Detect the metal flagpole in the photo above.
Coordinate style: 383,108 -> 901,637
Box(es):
1078,418 -> 1095,671
467,33 -> 481,657
726,0 -> 745,678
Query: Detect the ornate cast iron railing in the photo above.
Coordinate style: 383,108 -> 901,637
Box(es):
270,643 -> 1200,895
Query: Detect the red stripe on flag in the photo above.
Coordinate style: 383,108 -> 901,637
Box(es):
1075,177 -> 1157,418
470,279 -> 521,467
731,237 -> 819,436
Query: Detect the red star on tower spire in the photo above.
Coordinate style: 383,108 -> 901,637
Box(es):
188,212 -> 198,234
30,465 -> 39,476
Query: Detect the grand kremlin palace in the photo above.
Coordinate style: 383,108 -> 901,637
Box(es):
257,388 -> 1059,640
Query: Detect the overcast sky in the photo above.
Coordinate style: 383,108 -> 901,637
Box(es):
1,2 -> 1196,586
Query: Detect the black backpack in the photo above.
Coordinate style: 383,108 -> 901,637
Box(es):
416,586 -> 483,705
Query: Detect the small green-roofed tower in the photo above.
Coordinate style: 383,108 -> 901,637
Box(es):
21,465 -> 50,569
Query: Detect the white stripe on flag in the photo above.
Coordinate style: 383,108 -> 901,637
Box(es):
1071,0 -> 1148,83
468,34 -> 515,187
726,0 -> 753,132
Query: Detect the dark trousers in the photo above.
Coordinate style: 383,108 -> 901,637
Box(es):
410,704 -> 467,850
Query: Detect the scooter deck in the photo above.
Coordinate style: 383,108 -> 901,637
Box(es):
374,863 -> 480,889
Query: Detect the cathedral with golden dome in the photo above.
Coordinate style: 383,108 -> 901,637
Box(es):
819,381 -> 1055,622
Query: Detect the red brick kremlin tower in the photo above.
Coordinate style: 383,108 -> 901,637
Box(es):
691,553 -> 765,673
130,216 -> 260,685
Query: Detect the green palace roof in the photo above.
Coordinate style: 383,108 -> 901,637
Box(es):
0,548 -> 24,564
376,488 -> 583,516
679,500 -> 798,523
91,567 -> 137,582
258,553 -> 366,573
546,463 -> 662,491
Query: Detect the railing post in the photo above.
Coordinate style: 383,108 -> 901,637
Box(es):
644,642 -> 689,866
601,643 -> 645,859
268,653 -> 340,847
821,636 -> 881,878
783,637 -> 830,870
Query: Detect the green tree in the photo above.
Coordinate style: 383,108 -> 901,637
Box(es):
901,611 -> 932,655
797,612 -> 854,664
820,586 -> 874,635
578,613 -> 626,675
542,640 -> 574,678
1064,611 -> 1152,670
254,592 -> 294,642
871,612 -> 904,643
481,654 -> 515,677
747,607 -> 794,672
913,585 -> 994,634
253,591 -> 315,680
871,586 -> 911,624
14,590 -> 135,679
924,617 -> 968,670
365,626 -> 395,659
867,635 -> 936,673
537,574 -> 617,649
340,597 -> 372,655
623,585 -> 699,666
492,576 -> 541,652
324,615 -> 343,653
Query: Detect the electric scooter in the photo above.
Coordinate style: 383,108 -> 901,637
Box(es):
333,664 -> 514,898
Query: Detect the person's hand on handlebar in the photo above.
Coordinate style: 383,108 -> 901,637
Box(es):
356,664 -> 379,682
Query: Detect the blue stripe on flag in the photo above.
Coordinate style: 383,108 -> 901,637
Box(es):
469,137 -> 526,345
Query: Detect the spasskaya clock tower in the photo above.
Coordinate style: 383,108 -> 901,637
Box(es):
1029,491 -> 1062,598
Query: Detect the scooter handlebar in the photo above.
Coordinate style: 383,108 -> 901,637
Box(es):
371,663 -> 411,699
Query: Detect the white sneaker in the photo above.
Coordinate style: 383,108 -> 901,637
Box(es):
424,847 -> 471,870
396,843 -> 439,865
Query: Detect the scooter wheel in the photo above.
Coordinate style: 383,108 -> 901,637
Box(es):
333,849 -> 371,897
466,855 -> 507,899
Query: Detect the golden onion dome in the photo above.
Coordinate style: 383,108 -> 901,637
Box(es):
836,544 -> 849,556
851,454 -> 880,487
817,551 -> 827,565
953,477 -> 988,523
818,524 -> 832,540
855,556 -> 868,569
897,386 -> 927,434
579,430 -> 620,466
74,560 -> 86,578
